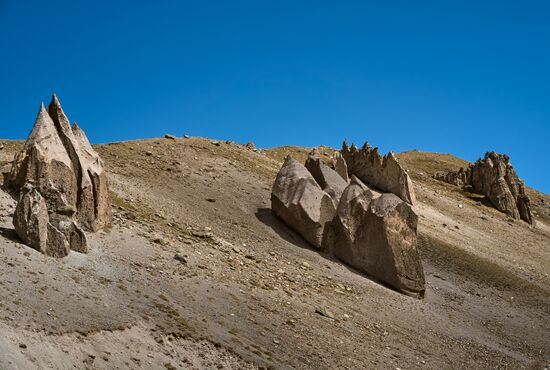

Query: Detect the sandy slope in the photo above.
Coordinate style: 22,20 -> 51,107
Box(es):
0,138 -> 548,369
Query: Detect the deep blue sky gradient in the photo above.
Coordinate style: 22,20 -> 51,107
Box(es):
1,1 -> 548,193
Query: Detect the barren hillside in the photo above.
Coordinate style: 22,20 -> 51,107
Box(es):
0,138 -> 548,369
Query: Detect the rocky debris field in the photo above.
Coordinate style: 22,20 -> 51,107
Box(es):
0,137 -> 549,369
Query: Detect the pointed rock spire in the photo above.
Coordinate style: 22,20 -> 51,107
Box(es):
9,95 -> 112,257
340,141 -> 416,205
48,94 -> 73,134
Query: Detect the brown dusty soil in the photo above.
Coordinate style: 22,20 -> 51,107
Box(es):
0,138 -> 548,370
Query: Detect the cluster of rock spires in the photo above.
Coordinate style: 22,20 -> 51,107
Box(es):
8,95 -> 112,257
271,142 -> 425,298
434,152 -> 534,225
341,141 -> 416,205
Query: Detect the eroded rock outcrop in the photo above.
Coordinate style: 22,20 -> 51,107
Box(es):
433,167 -> 470,187
271,155 -> 336,249
333,154 -> 349,182
433,152 -> 534,225
305,155 -> 348,205
9,95 -> 112,257
271,153 -> 425,298
341,141 -> 416,205
332,176 -> 425,298
13,184 -> 51,254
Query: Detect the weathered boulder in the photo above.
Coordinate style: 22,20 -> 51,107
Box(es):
49,212 -> 88,254
13,185 -> 49,254
341,141 -> 416,205
271,155 -> 336,249
331,176 -> 425,298
333,154 -> 349,182
305,155 -> 348,204
10,95 -> 109,257
433,152 -> 534,225
13,184 -> 86,257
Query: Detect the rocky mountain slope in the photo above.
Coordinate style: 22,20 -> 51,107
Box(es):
0,137 -> 548,369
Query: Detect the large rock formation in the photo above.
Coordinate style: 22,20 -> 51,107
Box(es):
9,95 -> 112,257
433,152 -> 534,225
9,103 -> 78,213
305,155 -> 348,205
271,153 -> 425,298
271,155 -> 336,249
341,141 -> 416,205
332,176 -> 425,298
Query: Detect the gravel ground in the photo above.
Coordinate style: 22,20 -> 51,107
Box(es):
0,137 -> 548,369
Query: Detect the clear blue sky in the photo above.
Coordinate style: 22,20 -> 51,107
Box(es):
1,1 -> 548,193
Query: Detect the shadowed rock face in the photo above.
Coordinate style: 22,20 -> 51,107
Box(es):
433,152 -> 534,225
9,95 -> 112,256
341,141 -> 416,205
332,177 -> 425,298
272,155 -> 425,298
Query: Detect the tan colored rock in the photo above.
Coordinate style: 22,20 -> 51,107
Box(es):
271,155 -> 336,249
433,152 -> 534,225
9,103 -> 78,212
333,154 -> 349,182
305,155 -> 348,205
13,184 -> 86,257
47,96 -> 112,231
332,176 -> 425,298
433,167 -> 470,187
470,152 -> 533,225
341,141 -> 416,205
49,213 -> 88,254
71,122 -> 112,231
13,184 -> 49,254
10,95 -> 112,233
10,95 -> 109,257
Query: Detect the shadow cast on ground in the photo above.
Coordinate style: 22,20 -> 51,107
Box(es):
0,227 -> 20,243
254,207 -> 407,298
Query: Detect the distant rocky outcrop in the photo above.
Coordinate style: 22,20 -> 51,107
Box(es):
9,95 -> 112,257
433,152 -> 534,225
433,167 -> 470,187
341,141 -> 416,205
271,153 -> 425,298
